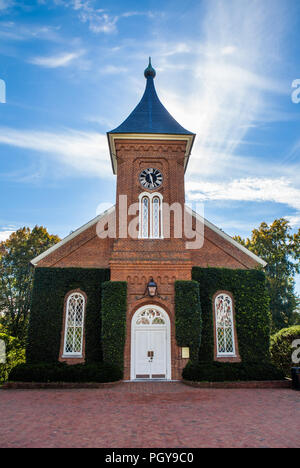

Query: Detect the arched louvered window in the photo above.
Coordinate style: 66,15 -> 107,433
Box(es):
139,192 -> 163,239
63,292 -> 85,356
215,293 -> 236,356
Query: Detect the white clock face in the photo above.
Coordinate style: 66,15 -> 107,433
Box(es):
139,168 -> 163,190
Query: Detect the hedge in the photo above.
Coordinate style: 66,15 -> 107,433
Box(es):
270,326 -> 300,377
175,281 -> 202,360
183,361 -> 284,382
9,361 -> 122,383
192,267 -> 271,363
27,267 -> 109,363
0,332 -> 25,383
101,281 -> 127,371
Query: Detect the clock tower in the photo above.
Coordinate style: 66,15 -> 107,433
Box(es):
107,59 -> 196,379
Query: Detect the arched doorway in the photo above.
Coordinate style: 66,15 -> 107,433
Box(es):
131,305 -> 171,380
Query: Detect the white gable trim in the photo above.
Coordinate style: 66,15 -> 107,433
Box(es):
31,206 -> 115,266
188,207 -> 267,267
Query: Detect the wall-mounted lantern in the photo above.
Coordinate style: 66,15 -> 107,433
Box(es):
135,277 -> 168,301
147,278 -> 157,297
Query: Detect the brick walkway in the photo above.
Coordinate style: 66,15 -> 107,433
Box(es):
1,382 -> 299,448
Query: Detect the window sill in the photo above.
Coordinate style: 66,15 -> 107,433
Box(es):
217,354 -> 236,358
62,354 -> 83,359
215,355 -> 241,363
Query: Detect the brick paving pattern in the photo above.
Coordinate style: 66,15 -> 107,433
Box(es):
1,382 -> 299,448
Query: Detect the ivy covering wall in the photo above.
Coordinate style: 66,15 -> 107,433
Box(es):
175,280 -> 202,360
101,281 -> 127,372
27,267 -> 110,363
191,267 -> 271,363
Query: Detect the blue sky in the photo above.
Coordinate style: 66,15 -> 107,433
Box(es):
0,0 -> 299,291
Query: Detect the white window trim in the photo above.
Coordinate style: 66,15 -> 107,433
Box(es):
215,293 -> 236,358
63,292 -> 85,358
138,192 -> 164,239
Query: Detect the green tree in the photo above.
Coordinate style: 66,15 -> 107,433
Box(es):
0,331 -> 25,383
0,226 -> 60,342
234,218 -> 300,332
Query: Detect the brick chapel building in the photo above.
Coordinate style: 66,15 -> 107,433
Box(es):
30,60 -> 266,381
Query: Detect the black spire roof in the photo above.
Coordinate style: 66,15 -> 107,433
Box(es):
108,58 -> 194,135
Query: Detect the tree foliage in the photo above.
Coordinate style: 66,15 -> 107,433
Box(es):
270,325 -> 300,377
0,226 -> 60,341
0,331 -> 25,383
234,218 -> 300,332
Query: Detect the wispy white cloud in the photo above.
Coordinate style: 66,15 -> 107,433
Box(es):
286,215 -> 300,229
0,230 -> 15,242
60,0 -> 155,34
144,0 -> 290,168
64,0 -> 117,34
29,50 -> 85,68
186,177 -> 300,212
0,21 -> 63,43
100,64 -> 128,75
0,127 -> 112,178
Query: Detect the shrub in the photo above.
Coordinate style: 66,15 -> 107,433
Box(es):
0,332 -> 25,384
192,267 -> 271,362
27,267 -> 109,363
9,361 -> 122,383
101,281 -> 127,372
182,361 -> 284,382
270,326 -> 300,377
175,281 -> 202,360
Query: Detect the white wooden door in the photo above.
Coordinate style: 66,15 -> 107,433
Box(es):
131,305 -> 171,380
135,330 -> 151,378
134,328 -> 166,379
150,329 -> 166,378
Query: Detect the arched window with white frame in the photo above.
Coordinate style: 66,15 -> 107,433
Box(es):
139,192 -> 163,239
141,196 -> 149,238
63,292 -> 85,356
215,293 -> 236,357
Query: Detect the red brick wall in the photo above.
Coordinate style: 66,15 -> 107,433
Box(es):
38,212 -> 115,268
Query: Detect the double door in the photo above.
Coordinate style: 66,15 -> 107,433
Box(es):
134,328 -> 167,379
